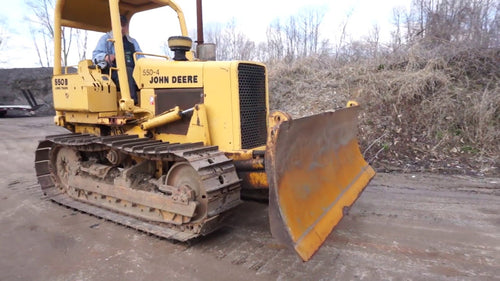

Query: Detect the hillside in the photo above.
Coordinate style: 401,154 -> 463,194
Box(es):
268,46 -> 499,176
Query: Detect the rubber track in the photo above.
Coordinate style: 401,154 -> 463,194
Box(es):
34,133 -> 242,241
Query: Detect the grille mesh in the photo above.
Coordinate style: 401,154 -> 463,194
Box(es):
238,63 -> 267,149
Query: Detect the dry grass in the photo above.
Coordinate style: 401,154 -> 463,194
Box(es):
268,44 -> 499,176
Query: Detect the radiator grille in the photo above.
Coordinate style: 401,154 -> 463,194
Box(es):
238,63 -> 267,149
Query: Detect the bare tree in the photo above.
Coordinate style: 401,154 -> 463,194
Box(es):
284,16 -> 298,60
367,24 -> 380,58
299,8 -> 325,56
334,10 -> 352,61
197,6 -> 328,63
265,19 -> 285,62
264,6 -> 327,62
402,0 -> 499,48
61,27 -> 74,66
26,0 -> 54,66
490,1 -> 500,47
254,41 -> 271,62
204,23 -> 222,48
284,8 -> 326,60
76,29 -> 88,61
204,19 -> 256,61
223,19 -> 255,61
0,22 -> 5,50
0,22 -> 7,65
391,7 -> 405,52
26,0 -> 84,66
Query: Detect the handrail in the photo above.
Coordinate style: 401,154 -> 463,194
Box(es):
134,52 -> 171,62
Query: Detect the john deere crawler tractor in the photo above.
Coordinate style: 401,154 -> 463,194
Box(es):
35,0 -> 375,261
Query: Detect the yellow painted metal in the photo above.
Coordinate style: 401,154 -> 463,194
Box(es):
282,139 -> 374,260
225,149 -> 266,161
186,104 -> 211,145
346,100 -> 359,107
74,125 -> 104,135
133,59 -> 204,89
227,151 -> 268,190
53,0 -> 189,86
135,59 -> 261,151
54,112 -> 65,127
54,0 -> 188,34
266,106 -> 375,261
53,60 -> 118,112
53,0 -> 63,75
124,125 -> 148,138
154,104 -> 211,146
108,0 -> 132,108
140,106 -> 181,130
63,112 -> 128,125
203,61 -> 268,152
246,172 -> 268,188
139,88 -> 156,112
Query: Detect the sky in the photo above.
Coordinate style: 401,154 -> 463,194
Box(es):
0,0 -> 412,68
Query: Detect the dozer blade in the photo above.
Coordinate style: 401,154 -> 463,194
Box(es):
265,105 -> 375,261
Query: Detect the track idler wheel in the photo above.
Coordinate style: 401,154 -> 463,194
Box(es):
166,162 -> 208,221
51,146 -> 80,191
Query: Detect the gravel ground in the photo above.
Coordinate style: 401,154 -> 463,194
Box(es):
0,116 -> 498,281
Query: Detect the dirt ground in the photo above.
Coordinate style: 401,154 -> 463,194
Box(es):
0,115 -> 498,281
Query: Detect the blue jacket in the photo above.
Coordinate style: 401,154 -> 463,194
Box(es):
92,32 -> 144,68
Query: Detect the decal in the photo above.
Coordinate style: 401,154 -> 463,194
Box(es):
148,75 -> 199,84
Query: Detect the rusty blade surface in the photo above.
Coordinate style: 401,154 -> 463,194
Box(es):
265,106 -> 376,261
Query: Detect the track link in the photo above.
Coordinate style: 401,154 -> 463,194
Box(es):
35,133 -> 242,241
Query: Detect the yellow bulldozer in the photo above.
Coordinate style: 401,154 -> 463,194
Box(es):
35,0 -> 375,261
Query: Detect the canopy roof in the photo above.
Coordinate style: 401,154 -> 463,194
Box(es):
53,0 -> 188,75
57,0 -> 178,32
